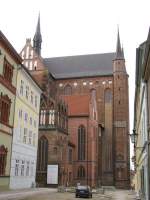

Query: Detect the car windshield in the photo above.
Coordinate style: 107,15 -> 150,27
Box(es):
77,186 -> 88,189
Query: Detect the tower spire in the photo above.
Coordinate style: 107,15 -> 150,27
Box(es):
147,27 -> 150,42
33,13 -> 42,56
115,28 -> 124,59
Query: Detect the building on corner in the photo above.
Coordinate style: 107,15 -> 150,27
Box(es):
133,28 -> 150,200
0,31 -> 22,189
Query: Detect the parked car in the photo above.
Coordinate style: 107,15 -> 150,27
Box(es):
75,185 -> 92,198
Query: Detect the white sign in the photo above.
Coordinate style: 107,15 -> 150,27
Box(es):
47,165 -> 58,184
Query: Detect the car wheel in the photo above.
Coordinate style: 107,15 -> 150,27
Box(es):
90,194 -> 92,198
75,194 -> 78,198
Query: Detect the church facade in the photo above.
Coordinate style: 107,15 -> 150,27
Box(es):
20,16 -> 130,189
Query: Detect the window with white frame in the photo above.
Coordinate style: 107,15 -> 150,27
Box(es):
20,80 -> 24,95
29,130 -> 32,145
35,96 -> 37,108
31,91 -> 33,104
23,128 -> 27,144
30,117 -> 32,125
26,161 -> 30,176
25,86 -> 29,100
24,113 -> 28,123
15,159 -> 19,176
21,160 -> 25,176
19,109 -> 23,119
33,133 -> 36,146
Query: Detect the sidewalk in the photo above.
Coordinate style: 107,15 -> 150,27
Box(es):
107,189 -> 136,200
0,188 -> 57,200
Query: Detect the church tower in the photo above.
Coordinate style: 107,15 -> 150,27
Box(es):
113,29 -> 130,188
33,14 -> 42,56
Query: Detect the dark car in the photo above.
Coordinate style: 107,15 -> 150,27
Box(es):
75,185 -> 92,198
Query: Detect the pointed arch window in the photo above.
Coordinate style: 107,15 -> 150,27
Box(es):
37,136 -> 48,171
78,125 -> 86,160
40,109 -> 46,125
105,89 -> 112,103
64,84 -> 72,95
77,166 -> 85,178
49,103 -> 55,125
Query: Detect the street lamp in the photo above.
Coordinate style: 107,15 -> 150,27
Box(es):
130,129 -> 138,144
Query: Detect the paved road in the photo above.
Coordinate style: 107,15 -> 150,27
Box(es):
0,188 -> 57,200
0,188 -> 136,200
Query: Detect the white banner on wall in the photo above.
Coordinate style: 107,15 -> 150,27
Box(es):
47,165 -> 58,184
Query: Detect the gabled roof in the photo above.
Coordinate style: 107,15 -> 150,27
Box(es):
43,52 -> 115,79
62,95 -> 90,117
0,30 -> 22,63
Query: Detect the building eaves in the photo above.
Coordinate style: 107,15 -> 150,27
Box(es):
0,30 -> 22,63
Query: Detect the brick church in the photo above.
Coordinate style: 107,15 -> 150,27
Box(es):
20,16 -> 130,189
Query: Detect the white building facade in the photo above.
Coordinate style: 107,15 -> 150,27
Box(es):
135,81 -> 149,199
10,66 -> 42,189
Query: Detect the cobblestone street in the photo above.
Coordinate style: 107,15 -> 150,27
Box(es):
0,188 -> 136,200
21,190 -> 136,200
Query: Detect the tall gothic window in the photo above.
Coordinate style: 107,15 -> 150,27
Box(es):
105,89 -> 112,103
0,145 -> 8,175
40,110 -> 46,125
103,88 -> 113,171
77,166 -> 85,178
37,136 -> 48,171
78,125 -> 86,160
64,84 -> 72,95
49,103 -> 55,125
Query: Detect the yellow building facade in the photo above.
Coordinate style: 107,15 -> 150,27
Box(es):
10,66 -> 42,189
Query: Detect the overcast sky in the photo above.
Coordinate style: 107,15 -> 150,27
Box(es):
1,0 -> 150,166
